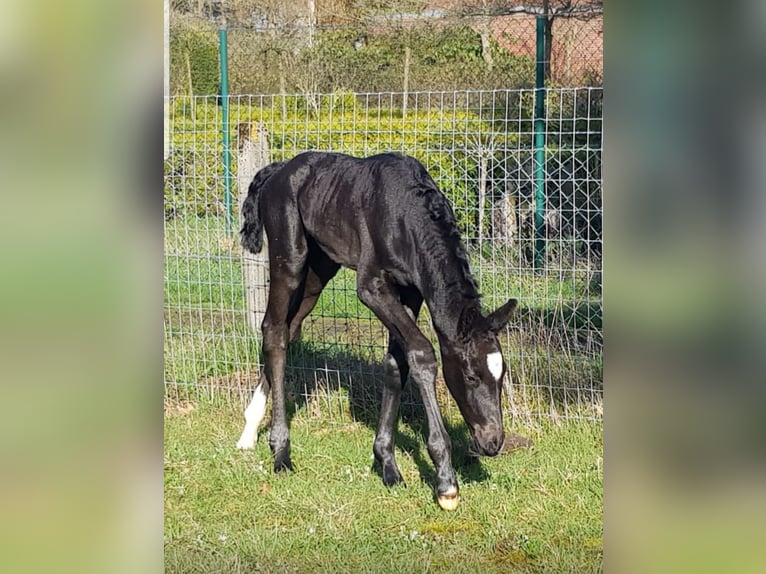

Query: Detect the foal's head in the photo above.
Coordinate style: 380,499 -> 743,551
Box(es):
441,298 -> 518,457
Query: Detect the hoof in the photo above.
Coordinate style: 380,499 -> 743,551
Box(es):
235,436 -> 256,450
274,458 -> 294,473
382,467 -> 405,488
437,488 -> 460,511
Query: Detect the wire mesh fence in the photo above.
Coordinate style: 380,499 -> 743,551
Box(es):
164,1 -> 602,423
169,1 -> 603,98
164,84 -> 603,423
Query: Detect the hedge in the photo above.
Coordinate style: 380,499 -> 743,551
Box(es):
164,90 -> 602,258
164,98 -> 519,236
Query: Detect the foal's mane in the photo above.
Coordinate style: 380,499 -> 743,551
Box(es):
407,159 -> 483,331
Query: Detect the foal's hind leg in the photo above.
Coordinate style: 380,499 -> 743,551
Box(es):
236,265 -> 312,452
374,288 -> 422,487
287,249 -> 340,343
261,240 -> 310,473
236,376 -> 271,450
236,276 -> 300,453
237,248 -> 337,454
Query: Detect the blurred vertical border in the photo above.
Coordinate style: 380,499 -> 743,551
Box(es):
0,0 -> 163,573
606,0 -> 766,572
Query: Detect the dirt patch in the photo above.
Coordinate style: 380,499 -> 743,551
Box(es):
501,432 -> 535,453
492,537 -> 536,568
164,400 -> 196,416
164,308 -> 244,334
201,370 -> 261,390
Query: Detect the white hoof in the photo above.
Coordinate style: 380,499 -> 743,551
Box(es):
437,487 -> 460,511
236,433 -> 256,450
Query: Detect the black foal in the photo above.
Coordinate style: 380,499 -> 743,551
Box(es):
236,152 -> 517,510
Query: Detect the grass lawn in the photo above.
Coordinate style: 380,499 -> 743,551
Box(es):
164,399 -> 603,574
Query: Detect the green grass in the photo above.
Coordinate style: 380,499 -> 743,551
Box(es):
165,399 -> 603,574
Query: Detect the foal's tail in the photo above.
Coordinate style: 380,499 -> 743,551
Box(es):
240,161 -> 286,254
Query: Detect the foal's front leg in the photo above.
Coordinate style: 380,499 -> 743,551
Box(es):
374,291 -> 421,487
407,346 -> 460,510
358,273 -> 459,510
374,346 -> 407,487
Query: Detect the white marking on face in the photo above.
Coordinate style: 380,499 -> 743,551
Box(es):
236,383 -> 268,450
486,352 -> 503,381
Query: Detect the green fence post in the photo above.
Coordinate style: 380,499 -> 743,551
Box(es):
219,25 -> 233,234
534,16 -> 547,270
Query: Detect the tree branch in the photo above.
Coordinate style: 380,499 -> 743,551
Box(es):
456,3 -> 603,18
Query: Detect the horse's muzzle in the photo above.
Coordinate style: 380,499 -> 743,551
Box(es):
472,427 -> 505,457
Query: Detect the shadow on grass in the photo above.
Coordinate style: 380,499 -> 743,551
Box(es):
280,339 -> 494,489
178,300 -> 602,488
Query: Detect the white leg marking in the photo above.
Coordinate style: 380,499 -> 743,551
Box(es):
236,383 -> 268,450
487,352 -> 504,381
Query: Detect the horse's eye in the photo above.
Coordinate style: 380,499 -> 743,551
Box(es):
465,374 -> 481,387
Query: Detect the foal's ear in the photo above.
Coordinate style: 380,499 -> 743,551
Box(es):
486,298 -> 518,333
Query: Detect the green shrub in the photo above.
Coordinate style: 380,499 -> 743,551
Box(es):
164,101 -> 519,235
226,24 -> 536,95
169,20 -> 219,96
276,90 -> 360,118
164,101 -> 224,218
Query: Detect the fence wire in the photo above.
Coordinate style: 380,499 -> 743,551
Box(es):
164,86 -> 603,423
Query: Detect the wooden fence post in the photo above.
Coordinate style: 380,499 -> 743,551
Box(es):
237,122 -> 270,336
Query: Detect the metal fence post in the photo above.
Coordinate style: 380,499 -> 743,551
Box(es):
534,15 -> 547,270
219,25 -> 233,234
